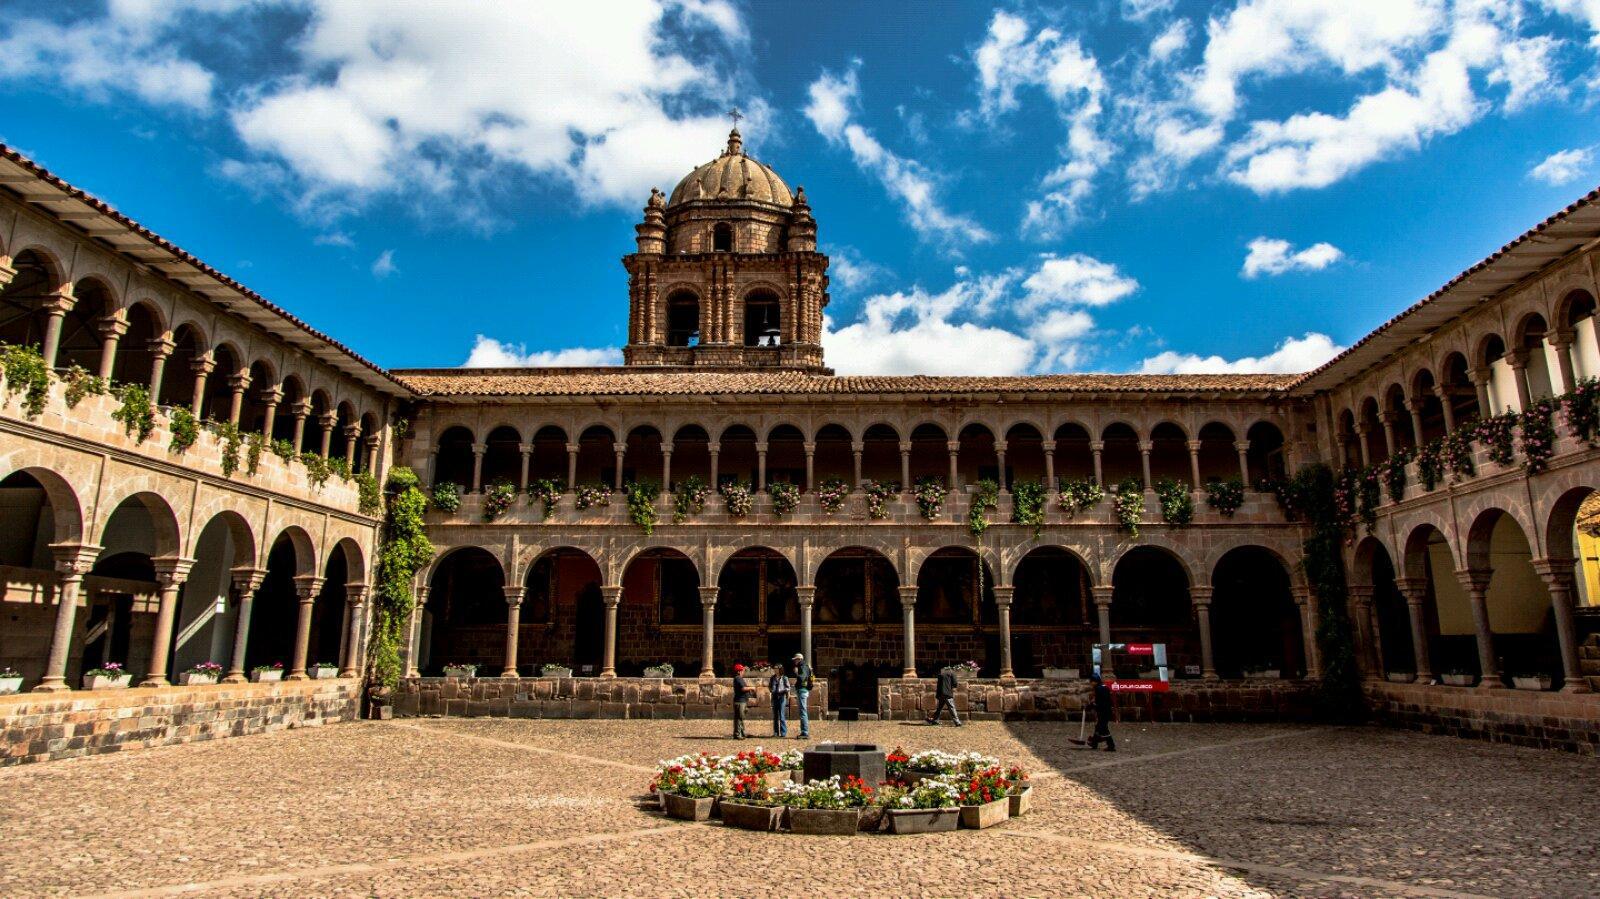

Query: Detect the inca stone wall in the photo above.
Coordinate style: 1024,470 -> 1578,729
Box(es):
877,677 -> 1315,722
1367,682 -> 1600,754
394,675 -> 828,720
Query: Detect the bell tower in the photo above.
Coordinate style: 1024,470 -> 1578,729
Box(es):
622,125 -> 829,372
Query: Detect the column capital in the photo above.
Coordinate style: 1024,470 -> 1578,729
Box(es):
346,583 -> 371,606
230,566 -> 268,594
1137,440 -> 1153,453
1091,585 -> 1115,606
565,442 -> 581,453
293,575 -> 325,601
1186,439 -> 1203,451
1550,328 -> 1576,348
152,556 -> 196,587
39,290 -> 75,314
147,335 -> 176,357
318,411 -> 338,428
1233,440 -> 1250,452
96,316 -> 130,339
258,385 -> 284,405
1189,585 -> 1214,606
1393,576 -> 1429,602
190,356 -> 217,376
1041,440 -> 1057,452
993,439 -> 1008,453
1403,398 -> 1424,414
898,584 -> 920,606
501,585 -> 525,607
1529,557 -> 1577,590
1504,349 -> 1530,370
517,442 -> 533,454
898,440 -> 913,453
1089,440 -> 1105,452
661,441 -> 674,455
795,585 -> 816,606
471,441 -> 487,454
49,542 -> 101,576
289,399 -> 312,417
612,442 -> 628,454
600,584 -> 623,606
707,442 -> 721,454
343,423 -> 362,440
1469,366 -> 1492,385
698,585 -> 720,606
1291,585 -> 1314,608
946,440 -> 961,453
1346,584 -> 1375,604
1453,567 -> 1492,594
991,585 -> 1014,606
803,441 -> 817,454
227,370 -> 252,390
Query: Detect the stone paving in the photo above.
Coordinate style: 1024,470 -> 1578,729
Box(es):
1,718 -> 1595,897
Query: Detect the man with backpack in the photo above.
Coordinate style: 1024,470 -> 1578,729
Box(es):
926,666 -> 962,726
790,653 -> 813,740
731,663 -> 756,739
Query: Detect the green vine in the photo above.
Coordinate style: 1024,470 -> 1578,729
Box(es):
1280,464 -> 1364,721
356,471 -> 381,516
215,420 -> 243,476
768,481 -> 801,515
168,406 -> 200,453
1010,479 -> 1046,537
365,467 -> 435,695
62,364 -> 106,409
328,456 -> 352,482
671,475 -> 710,523
1154,478 -> 1193,526
270,438 -> 296,462
301,452 -> 332,489
1057,478 -> 1104,517
111,383 -> 155,443
1381,451 -> 1409,503
246,432 -> 265,475
528,477 -> 563,521
967,478 -> 999,537
626,480 -> 659,534
1112,478 -> 1144,537
0,343 -> 50,419
482,481 -> 516,521
430,480 -> 461,512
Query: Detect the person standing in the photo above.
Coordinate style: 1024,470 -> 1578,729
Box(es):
790,653 -> 813,740
926,666 -> 962,726
731,664 -> 755,739
769,666 -> 791,737
1086,671 -> 1116,751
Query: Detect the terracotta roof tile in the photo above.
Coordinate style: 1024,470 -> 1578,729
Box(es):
393,368 -> 1299,398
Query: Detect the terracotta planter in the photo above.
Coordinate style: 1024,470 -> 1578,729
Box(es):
787,807 -> 861,835
887,807 -> 959,834
643,666 -> 674,678
83,674 -> 131,690
661,793 -> 715,821
539,668 -> 572,679
309,666 -> 340,680
1008,786 -> 1032,818
0,676 -> 22,695
251,669 -> 284,683
959,797 -> 1009,829
1441,673 -> 1475,687
1512,675 -> 1553,691
178,672 -> 218,686
720,801 -> 782,832
442,666 -> 477,679
761,770 -> 793,789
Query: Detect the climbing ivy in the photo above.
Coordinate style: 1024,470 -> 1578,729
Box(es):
0,343 -> 50,419
626,480 -> 659,534
1279,464 -> 1364,722
62,364 -> 106,409
365,467 -> 435,695
1154,478 -> 1193,526
168,406 -> 200,453
111,383 -> 155,443
1010,479 -> 1046,537
967,478 -> 999,537
356,471 -> 381,516
1112,478 -> 1144,537
215,420 -> 243,476
528,477 -> 563,521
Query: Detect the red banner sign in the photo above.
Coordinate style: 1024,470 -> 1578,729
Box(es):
1109,679 -> 1171,693
1123,643 -> 1157,655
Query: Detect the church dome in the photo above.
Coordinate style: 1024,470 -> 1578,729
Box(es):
667,128 -> 793,208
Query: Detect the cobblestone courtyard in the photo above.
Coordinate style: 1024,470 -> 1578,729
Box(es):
2,719 -> 1594,898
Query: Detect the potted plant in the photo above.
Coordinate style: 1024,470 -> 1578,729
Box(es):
1242,666 -> 1280,680
539,662 -> 573,678
719,773 -> 784,832
1385,671 -> 1416,684
1441,669 -> 1475,687
643,663 -> 675,678
442,663 -> 478,679
83,662 -> 131,690
1006,765 -> 1032,817
957,766 -> 1012,829
251,662 -> 284,683
780,775 -> 873,835
943,660 -> 980,681
885,776 -> 962,834
729,748 -> 793,788
309,662 -> 340,680
0,666 -> 22,694
1041,666 -> 1079,680
655,759 -> 729,821
178,661 -> 223,686
744,660 -> 776,678
1511,672 -> 1553,691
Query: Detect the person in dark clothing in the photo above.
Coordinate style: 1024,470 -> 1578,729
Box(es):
925,668 -> 962,726
790,653 -> 813,739
1086,671 -> 1115,751
769,667 -> 791,737
731,664 -> 756,739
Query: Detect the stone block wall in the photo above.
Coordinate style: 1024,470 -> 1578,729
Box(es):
0,679 -> 360,766
393,675 -> 828,721
1367,682 -> 1600,755
878,677 -> 1315,722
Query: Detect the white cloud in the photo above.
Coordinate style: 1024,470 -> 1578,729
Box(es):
805,66 -> 991,245
1021,255 -> 1140,309
825,245 -> 888,294
463,335 -> 621,368
0,5 -> 219,110
1241,237 -> 1345,277
1529,146 -> 1595,184
1150,20 -> 1192,62
314,231 -> 355,248
1123,0 -> 1177,22
370,249 -> 397,278
1138,332 -> 1344,373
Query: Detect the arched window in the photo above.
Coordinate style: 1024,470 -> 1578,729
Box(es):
743,290 -> 781,346
666,290 -> 700,347
713,222 -> 733,252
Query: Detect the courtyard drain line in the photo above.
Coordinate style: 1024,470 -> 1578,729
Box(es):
998,830 -> 1497,899
387,720 -> 656,772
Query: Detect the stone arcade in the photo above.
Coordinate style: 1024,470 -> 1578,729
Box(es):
3,129 -> 1600,764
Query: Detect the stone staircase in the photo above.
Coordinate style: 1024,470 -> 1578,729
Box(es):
1581,634 -> 1600,693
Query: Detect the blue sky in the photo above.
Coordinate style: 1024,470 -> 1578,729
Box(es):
3,0 -> 1600,375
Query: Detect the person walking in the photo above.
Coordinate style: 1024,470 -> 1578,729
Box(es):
731,664 -> 755,739
769,666 -> 791,737
1086,670 -> 1116,751
925,666 -> 962,726
790,653 -> 813,740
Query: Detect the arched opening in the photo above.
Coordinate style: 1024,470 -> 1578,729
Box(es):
1246,421 -> 1286,483
1196,422 -> 1237,483
1099,422 -> 1141,485
813,424 -> 852,486
956,423 -> 996,490
329,401 -> 357,464
574,425 -> 614,488
1110,546 -> 1197,672
1384,384 -> 1415,453
670,425 -> 710,491
355,411 -> 381,474
94,492 -> 181,681
909,423 -> 949,485
712,222 -> 733,252
1053,422 -> 1093,483
433,426 -> 475,491
861,423 -> 900,485
109,303 -> 160,388
240,360 -> 276,435
1480,333 -> 1515,414
624,425 -> 663,490
0,469 -> 84,687
1012,546 -> 1093,676
1410,369 -> 1447,445
742,289 -> 781,347
305,390 -> 333,458
57,278 -> 112,374
1358,397 -> 1386,464
201,344 -> 244,423
422,547 -> 507,675
623,547 -> 697,676
1515,313 -> 1554,401
521,547 -> 602,673
718,424 -> 758,489
1561,290 -> 1600,382
666,290 -> 700,347
813,546 -> 900,712
766,424 -> 806,490
309,541 -> 358,671
1548,487 -> 1600,609
243,531 -> 311,673
481,425 -> 522,490
158,324 -> 206,412
1148,422 -> 1189,484
1355,537 -> 1416,677
1005,423 -> 1045,487
718,547 -> 800,664
1211,547 -> 1304,678
528,425 -> 568,485
1336,409 -> 1360,469
273,376 -> 306,446
1468,509 -> 1560,685
1440,352 -> 1480,424
1404,524 -> 1473,678
172,512 -> 252,676
916,547 -> 994,675
0,249 -> 63,352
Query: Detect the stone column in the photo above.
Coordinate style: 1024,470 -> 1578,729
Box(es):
850,441 -> 863,487
699,586 -> 718,678
796,585 -> 815,668
1550,332 -> 1577,395
342,425 -> 361,466
404,586 -> 429,678
146,336 -> 175,403
223,568 -> 267,683
1190,585 -> 1218,680
599,585 -> 622,678
470,442 -> 486,492
228,371 -> 252,426
517,443 -> 532,491
140,558 -> 195,687
899,441 -> 912,489
1090,440 -> 1104,485
993,585 -> 1015,680
35,544 -> 100,692
501,585 -> 524,678
1531,560 -> 1589,692
1378,412 -> 1398,458
612,442 -> 626,491
1470,368 -> 1494,415
1137,440 -> 1154,491
1092,585 -> 1115,645
1294,586 -> 1321,679
95,317 -> 128,380
364,435 -> 380,475
1353,426 -> 1371,467
1347,586 -> 1380,679
898,585 -> 919,678
259,387 -> 283,441
566,443 -> 579,490
1433,384 -> 1456,433
1234,440 -> 1251,484
994,439 -> 1009,493
803,441 -> 816,492
343,585 -> 370,677
1042,440 -> 1057,491
289,400 -> 311,453
946,440 -> 960,490
1507,351 -> 1533,411
187,357 -> 215,416
318,412 -> 337,458
287,576 -> 324,680
659,441 -> 675,493
1185,440 -> 1203,491
1394,576 -> 1434,682
757,441 -> 769,491
38,291 -> 73,370
1405,400 -> 1426,449
1454,569 -> 1503,687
